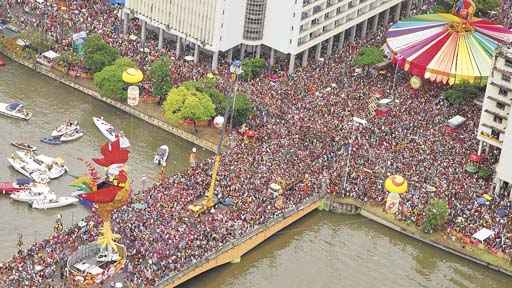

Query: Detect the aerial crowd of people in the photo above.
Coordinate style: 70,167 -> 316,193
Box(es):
0,0 -> 511,287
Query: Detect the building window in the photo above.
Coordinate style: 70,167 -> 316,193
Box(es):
506,59 -> 512,69
496,102 -> 506,110
491,129 -> 500,139
499,88 -> 508,97
502,73 -> 511,82
494,115 -> 503,124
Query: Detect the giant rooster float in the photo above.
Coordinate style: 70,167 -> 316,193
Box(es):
67,137 -> 130,286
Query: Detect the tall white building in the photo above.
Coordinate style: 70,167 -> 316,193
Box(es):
477,44 -> 512,199
123,0 -> 414,71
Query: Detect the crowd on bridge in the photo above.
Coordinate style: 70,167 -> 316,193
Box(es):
1,0 -> 511,287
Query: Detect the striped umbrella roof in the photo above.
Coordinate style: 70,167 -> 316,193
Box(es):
386,13 -> 512,85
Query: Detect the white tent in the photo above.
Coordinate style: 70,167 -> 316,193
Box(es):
448,115 -> 466,128
352,117 -> 368,126
472,228 -> 494,241
41,50 -> 60,60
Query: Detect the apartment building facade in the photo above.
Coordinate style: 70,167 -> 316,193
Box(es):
477,45 -> 512,199
123,0 -> 414,71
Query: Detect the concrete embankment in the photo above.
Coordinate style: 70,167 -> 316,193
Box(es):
0,49 -> 216,152
157,198 -> 323,288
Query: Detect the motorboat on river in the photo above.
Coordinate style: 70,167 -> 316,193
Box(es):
0,178 -> 33,194
15,151 -> 67,179
93,117 -> 130,148
154,145 -> 169,166
32,194 -> 78,209
10,183 -> 51,203
60,128 -> 84,142
0,102 -> 32,120
10,142 -> 37,151
51,120 -> 80,137
7,155 -> 50,183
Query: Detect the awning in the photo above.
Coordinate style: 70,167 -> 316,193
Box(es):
472,228 -> 494,241
447,115 -> 466,128
41,50 -> 60,60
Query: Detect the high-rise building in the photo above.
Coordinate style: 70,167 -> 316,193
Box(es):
477,44 -> 512,199
123,0 -> 413,71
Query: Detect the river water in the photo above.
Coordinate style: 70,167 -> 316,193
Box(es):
0,57 -> 210,260
185,212 -> 511,288
1,58 -> 511,288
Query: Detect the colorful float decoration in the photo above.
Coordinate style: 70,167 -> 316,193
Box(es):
67,138 -> 130,286
409,75 -> 422,89
386,0 -> 512,85
384,175 -> 408,214
122,68 -> 143,106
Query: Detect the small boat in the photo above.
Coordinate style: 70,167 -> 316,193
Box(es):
154,145 -> 169,166
10,142 -> 37,151
32,195 -> 78,209
0,178 -> 32,194
93,117 -> 130,148
0,102 -> 32,120
7,155 -> 50,183
51,120 -> 80,137
14,151 -> 67,180
41,136 -> 62,145
33,154 -> 67,179
60,128 -> 84,142
10,184 -> 51,203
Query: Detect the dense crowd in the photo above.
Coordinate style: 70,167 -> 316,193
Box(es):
1,0 -> 511,287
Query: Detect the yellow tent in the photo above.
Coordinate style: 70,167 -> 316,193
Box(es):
384,175 -> 408,194
122,68 -> 143,84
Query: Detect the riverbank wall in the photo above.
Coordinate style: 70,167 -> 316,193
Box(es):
157,197 -> 323,288
0,49 -> 217,152
327,197 -> 512,277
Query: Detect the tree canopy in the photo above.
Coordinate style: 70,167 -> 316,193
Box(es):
83,34 -> 119,73
20,29 -> 55,54
162,86 -> 216,123
240,58 -> 266,81
94,57 -> 136,101
224,93 -> 254,126
443,81 -> 482,105
56,50 -> 80,71
423,199 -> 449,234
354,47 -> 385,67
149,56 -> 172,102
474,0 -> 500,16
182,77 -> 226,115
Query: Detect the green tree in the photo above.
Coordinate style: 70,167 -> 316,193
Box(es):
443,81 -> 482,105
162,86 -> 215,123
240,58 -> 266,81
354,47 -> 385,70
83,34 -> 119,73
57,50 -> 80,72
423,199 -> 449,234
182,78 -> 226,115
94,57 -> 136,100
224,93 -> 254,126
20,29 -> 55,54
149,56 -> 172,103
431,0 -> 453,13
474,0 -> 500,16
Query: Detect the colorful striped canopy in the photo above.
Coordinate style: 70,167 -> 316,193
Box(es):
386,13 -> 512,85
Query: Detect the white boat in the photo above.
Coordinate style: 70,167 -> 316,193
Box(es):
154,145 -> 169,166
0,102 -> 32,120
10,183 -> 51,203
32,195 -> 78,209
93,117 -> 130,148
7,156 -> 50,184
15,151 -> 67,180
34,154 -> 67,179
60,128 -> 84,142
51,120 -> 80,137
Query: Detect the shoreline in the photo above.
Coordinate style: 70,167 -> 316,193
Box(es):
0,48 -> 217,152
331,198 -> 512,277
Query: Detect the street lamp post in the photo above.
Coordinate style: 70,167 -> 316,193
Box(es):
228,60 -> 243,136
